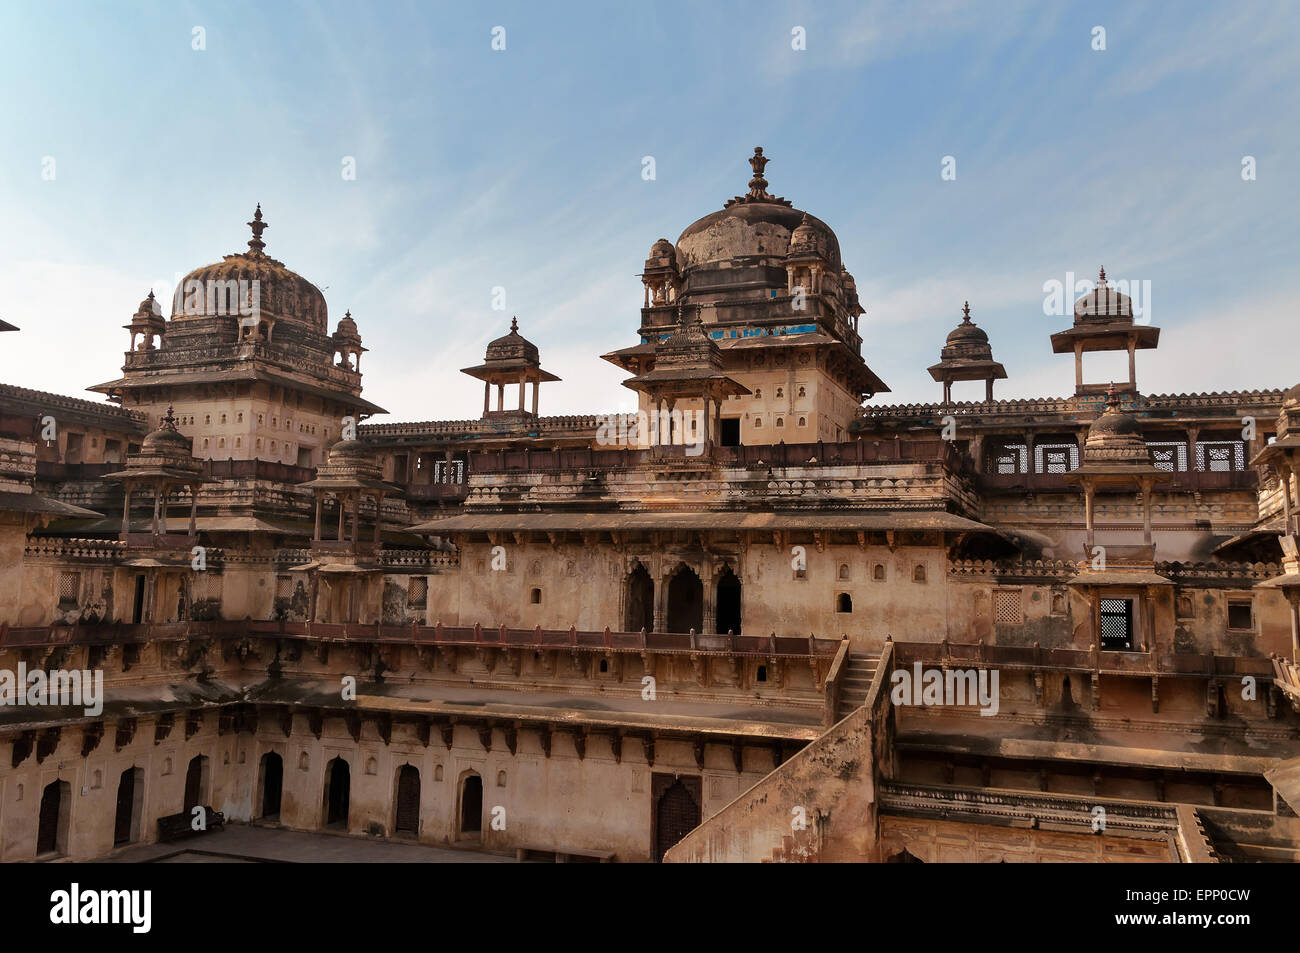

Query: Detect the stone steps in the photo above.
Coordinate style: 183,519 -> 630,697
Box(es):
836,654 -> 881,720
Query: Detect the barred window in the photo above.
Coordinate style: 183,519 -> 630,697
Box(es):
275,574 -> 294,600
57,571 -> 81,609
986,441 -> 1029,475
993,588 -> 1022,624
1034,442 -> 1079,473
407,577 -> 428,608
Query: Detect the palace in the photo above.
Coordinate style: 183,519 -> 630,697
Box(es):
2,148 -> 1298,863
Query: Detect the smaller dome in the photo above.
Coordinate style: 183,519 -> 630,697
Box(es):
137,291 -> 163,317
1085,385 -> 1143,446
649,238 -> 675,258
1074,267 -> 1133,321
485,317 -> 540,365
946,323 -> 988,345
141,425 -> 191,453
334,310 -> 361,341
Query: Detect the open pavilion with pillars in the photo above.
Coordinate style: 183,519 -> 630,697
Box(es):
1065,385 -> 1173,653
296,439 -> 403,623
102,406 -> 211,622
623,306 -> 749,451
461,317 -> 560,420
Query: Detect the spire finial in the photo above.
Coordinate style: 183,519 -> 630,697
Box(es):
1104,381 -> 1120,409
1098,266 -> 1107,283
961,301 -> 972,323
162,404 -> 178,430
510,316 -> 519,333
247,204 -> 268,256
747,146 -> 771,199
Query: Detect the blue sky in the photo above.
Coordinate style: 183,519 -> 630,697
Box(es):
1,0 -> 1297,419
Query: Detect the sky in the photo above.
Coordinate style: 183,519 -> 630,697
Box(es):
1,0 -> 1297,421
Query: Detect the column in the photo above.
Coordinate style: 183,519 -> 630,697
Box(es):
373,493 -> 382,543
531,380 -> 539,416
518,377 -> 525,411
158,484 -> 167,535
1140,476 -> 1154,546
151,485 -> 161,536
985,377 -> 994,403
1186,426 -> 1199,474
314,495 -> 323,541
483,381 -> 491,417
121,485 -> 131,536
496,382 -> 504,413
1127,340 -> 1137,389
1084,482 -> 1096,549
1074,344 -> 1083,392
337,494 -> 345,540
702,397 -> 711,450
351,494 -> 360,544
188,485 -> 198,536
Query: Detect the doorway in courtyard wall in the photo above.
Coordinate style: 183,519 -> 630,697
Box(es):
259,752 -> 283,820
651,773 -> 702,862
114,766 -> 144,846
184,754 -> 210,813
666,564 -> 703,634
625,563 -> 654,633
459,772 -> 483,839
716,566 -> 741,634
37,779 -> 70,857
323,757 -> 350,829
395,764 -> 421,837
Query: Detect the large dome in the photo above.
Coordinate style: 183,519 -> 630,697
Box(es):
676,203 -> 841,272
170,205 -> 328,333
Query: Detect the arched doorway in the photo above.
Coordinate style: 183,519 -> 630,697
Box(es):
666,565 -> 703,634
114,767 -> 143,846
624,564 -> 654,632
37,780 -> 70,856
323,757 -> 350,829
184,755 -> 209,813
716,567 -> 741,634
394,765 -> 421,837
459,773 -> 483,837
652,774 -> 701,862
259,752 -> 283,820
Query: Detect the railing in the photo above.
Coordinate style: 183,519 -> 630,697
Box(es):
404,482 -> 470,501
893,639 -> 1274,678
0,619 -> 841,656
978,468 -> 1256,493
35,461 -> 118,481
466,438 -> 968,475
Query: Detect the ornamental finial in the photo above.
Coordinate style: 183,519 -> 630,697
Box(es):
247,204 -> 268,256
962,301 -> 972,323
747,146 -> 771,199
1098,265 -> 1107,283
510,316 -> 519,333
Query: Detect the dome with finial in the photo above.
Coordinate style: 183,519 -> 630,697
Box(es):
171,205 -> 329,333
1074,266 -> 1134,323
333,310 -> 361,343
137,290 -> 163,318
674,147 -> 842,273
484,316 -> 541,366
1085,384 -> 1145,446
944,301 -> 990,349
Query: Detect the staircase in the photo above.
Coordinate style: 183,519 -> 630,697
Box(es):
836,653 -> 880,720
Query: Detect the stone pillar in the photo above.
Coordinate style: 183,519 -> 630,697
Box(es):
158,484 -> 168,535
314,495 -> 323,541
1084,482 -> 1096,549
351,494 -> 360,544
702,562 -> 716,636
496,382 -> 504,413
1074,344 -> 1084,393
373,493 -> 382,543
188,486 -> 198,536
531,380 -> 539,416
1127,340 -> 1137,389
337,494 -> 346,540
151,485 -> 161,536
483,381 -> 490,417
121,485 -> 131,536
1140,476 -> 1154,546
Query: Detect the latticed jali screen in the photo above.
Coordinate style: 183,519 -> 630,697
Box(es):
992,589 -> 1022,624
1099,598 -> 1133,650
